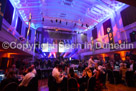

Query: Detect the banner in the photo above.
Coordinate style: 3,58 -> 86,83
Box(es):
91,37 -> 94,52
27,13 -> 32,42
103,19 -> 114,49
107,26 -> 114,49
107,27 -> 114,44
0,0 -> 7,30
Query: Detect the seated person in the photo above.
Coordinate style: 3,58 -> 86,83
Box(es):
64,64 -> 70,75
0,70 -> 18,91
52,65 -> 65,84
106,63 -> 113,70
19,66 -> 36,87
129,60 -> 134,71
119,63 -> 127,80
98,65 -> 106,74
78,63 -> 83,72
68,67 -> 80,89
80,67 -> 93,91
93,63 -> 102,91
68,68 -> 79,79
82,67 -> 92,79
9,64 -> 19,75
31,64 -> 37,75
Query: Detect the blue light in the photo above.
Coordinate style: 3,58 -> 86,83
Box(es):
31,23 -> 36,29
11,0 -> 20,5
83,1 -> 126,32
10,0 -> 126,32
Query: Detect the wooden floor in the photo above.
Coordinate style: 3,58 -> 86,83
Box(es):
38,79 -> 49,91
103,82 -> 136,91
38,79 -> 136,91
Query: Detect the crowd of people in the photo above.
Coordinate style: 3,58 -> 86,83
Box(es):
0,55 -> 136,91
50,55 -> 136,91
0,64 -> 37,91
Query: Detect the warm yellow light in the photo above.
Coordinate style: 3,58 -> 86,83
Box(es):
118,40 -> 122,44
56,29 -> 58,31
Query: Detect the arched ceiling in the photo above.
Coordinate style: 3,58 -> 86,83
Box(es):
11,0 -> 126,31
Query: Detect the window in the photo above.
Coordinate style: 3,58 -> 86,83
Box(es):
4,0 -> 14,25
121,6 -> 136,26
25,27 -> 28,38
92,27 -> 97,40
16,17 -> 22,35
0,0 -> 7,29
103,19 -> 112,35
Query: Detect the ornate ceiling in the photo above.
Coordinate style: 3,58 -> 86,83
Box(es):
11,0 -> 126,31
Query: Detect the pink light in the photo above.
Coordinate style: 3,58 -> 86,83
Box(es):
53,52 -> 56,58
48,52 -> 52,58
119,18 -> 123,27
63,52 -> 69,58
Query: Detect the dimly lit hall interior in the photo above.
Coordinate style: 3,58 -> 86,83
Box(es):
0,0 -> 136,91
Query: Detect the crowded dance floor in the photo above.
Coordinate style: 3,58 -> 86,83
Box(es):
0,0 -> 136,91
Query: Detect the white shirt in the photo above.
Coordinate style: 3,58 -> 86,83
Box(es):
52,67 -> 63,83
94,59 -> 99,63
130,64 -> 133,71
98,65 -> 106,74
19,72 -> 35,87
88,58 -> 95,68
32,68 -> 37,75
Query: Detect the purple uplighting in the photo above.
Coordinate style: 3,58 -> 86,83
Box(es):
0,0 -> 136,91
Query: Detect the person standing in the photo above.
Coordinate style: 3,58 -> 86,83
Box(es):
88,56 -> 95,72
